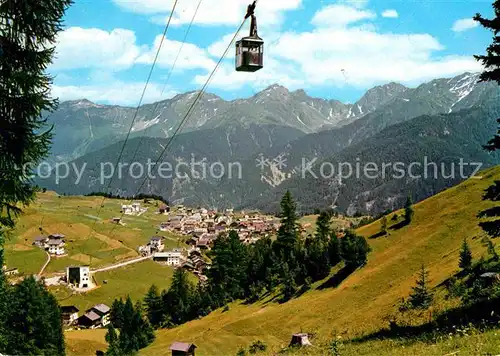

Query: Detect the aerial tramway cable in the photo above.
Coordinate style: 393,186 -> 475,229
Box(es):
118,0 -> 205,193
77,0 -> 180,262
106,1 -> 260,240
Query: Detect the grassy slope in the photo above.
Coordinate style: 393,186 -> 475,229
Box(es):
4,192 -> 186,275
138,166 -> 500,355
51,260 -> 175,312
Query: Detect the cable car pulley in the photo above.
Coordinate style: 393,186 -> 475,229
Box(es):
235,1 -> 264,72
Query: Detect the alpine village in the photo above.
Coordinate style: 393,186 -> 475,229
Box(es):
1,0 -> 500,355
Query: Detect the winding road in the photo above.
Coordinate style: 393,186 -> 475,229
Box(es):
38,251 -> 51,276
90,255 -> 153,273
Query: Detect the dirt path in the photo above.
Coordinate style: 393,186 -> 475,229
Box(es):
91,255 -> 153,273
38,251 -> 51,276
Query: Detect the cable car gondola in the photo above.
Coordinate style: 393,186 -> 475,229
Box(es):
236,1 -> 264,72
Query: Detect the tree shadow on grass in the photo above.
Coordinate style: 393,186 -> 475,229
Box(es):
389,220 -> 409,231
369,231 -> 388,239
316,265 -> 355,290
351,297 -> 500,344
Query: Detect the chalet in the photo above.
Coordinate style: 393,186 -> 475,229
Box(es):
66,266 -> 92,289
196,238 -> 210,250
216,216 -> 231,224
193,227 -> 207,234
190,255 -> 207,271
214,224 -> 226,233
91,304 -> 111,326
4,267 -> 18,276
33,236 -> 48,248
78,304 -> 111,328
158,204 -> 170,214
112,217 -> 121,224
185,236 -> 198,247
289,333 -> 312,347
78,311 -> 102,329
168,215 -> 184,230
49,233 -> 65,240
253,222 -> 265,233
177,205 -> 186,213
149,236 -> 165,252
204,218 -> 215,226
61,305 -> 79,325
48,239 -> 65,256
181,260 -> 195,271
159,223 -> 170,232
153,250 -> 182,266
169,342 -> 197,356
122,202 -> 141,215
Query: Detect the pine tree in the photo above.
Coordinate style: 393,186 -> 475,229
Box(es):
143,285 -> 163,328
475,1 -> 500,238
164,268 -> 195,324
227,230 -> 249,299
274,191 -> 300,262
280,262 -> 297,302
380,215 -> 388,235
117,296 -> 155,354
315,211 -> 331,244
110,298 -> 125,328
4,276 -> 65,355
486,238 -> 499,261
408,264 -> 433,309
0,240 -> 8,350
340,230 -> 371,270
105,324 -> 121,356
474,0 -> 500,86
118,296 -> 137,353
459,238 -> 473,271
328,234 -> 341,267
0,0 -> 72,352
404,195 -> 414,224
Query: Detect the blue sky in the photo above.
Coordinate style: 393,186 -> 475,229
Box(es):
49,0 -> 495,106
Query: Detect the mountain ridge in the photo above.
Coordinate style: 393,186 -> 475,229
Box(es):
48,72 -> 483,164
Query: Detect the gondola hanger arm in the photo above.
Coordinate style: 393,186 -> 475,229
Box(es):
245,1 -> 257,19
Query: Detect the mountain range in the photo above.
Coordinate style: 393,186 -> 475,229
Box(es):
40,72 -> 500,215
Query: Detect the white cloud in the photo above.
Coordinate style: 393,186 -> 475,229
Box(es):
452,18 -> 478,32
52,80 -> 177,106
114,0 -> 302,27
51,27 -> 142,70
194,56 -> 304,91
136,35 -> 215,71
312,5 -> 376,28
382,9 -> 398,18
51,27 -> 214,74
339,0 -> 369,9
203,5 -> 481,92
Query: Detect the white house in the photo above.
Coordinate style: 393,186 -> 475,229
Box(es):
122,202 -> 141,215
48,239 -> 65,255
149,236 -> 165,252
66,266 -> 93,289
153,250 -> 182,266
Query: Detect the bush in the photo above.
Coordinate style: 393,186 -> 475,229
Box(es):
249,340 -> 267,354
